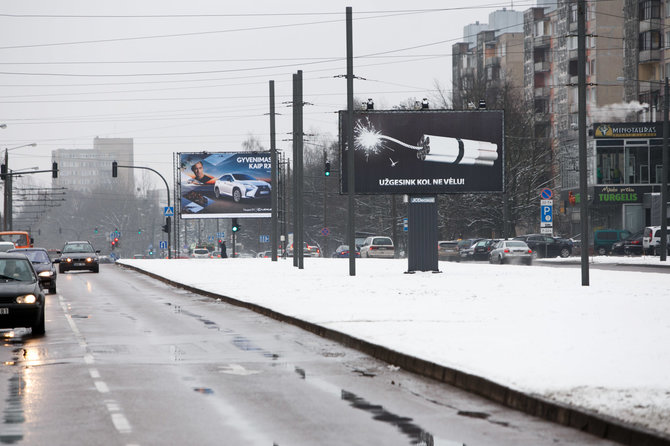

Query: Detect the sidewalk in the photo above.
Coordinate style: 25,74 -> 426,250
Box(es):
118,256 -> 670,445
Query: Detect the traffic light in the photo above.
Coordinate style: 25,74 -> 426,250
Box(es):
94,227 -> 98,234
162,216 -> 171,233
138,229 -> 142,235
112,161 -> 118,177
114,237 -> 120,247
324,161 -> 331,177
1,164 -> 6,181
232,218 -> 239,232
568,191 -> 576,206
52,162 -> 58,178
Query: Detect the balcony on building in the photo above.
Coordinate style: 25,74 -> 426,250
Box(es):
639,48 -> 661,62
534,60 -> 550,72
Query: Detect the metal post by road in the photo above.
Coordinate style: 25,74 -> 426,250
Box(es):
346,7 -> 356,276
292,73 -> 298,267
270,80 -> 278,262
296,70 -> 304,269
577,0 -> 589,285
661,78 -> 669,261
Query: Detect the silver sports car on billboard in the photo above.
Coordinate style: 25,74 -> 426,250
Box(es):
213,173 -> 271,202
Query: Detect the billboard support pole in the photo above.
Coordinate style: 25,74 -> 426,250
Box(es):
270,80 -> 278,262
346,7 -> 356,276
292,73 -> 299,267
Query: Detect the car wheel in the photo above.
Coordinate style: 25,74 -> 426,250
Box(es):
32,305 -> 45,336
232,188 -> 242,203
560,247 -> 571,258
531,251 -> 538,260
525,258 -> 533,265
49,285 -> 56,294
499,255 -> 506,264
59,265 -> 66,274
597,247 -> 607,256
214,187 -> 221,199
92,265 -> 99,273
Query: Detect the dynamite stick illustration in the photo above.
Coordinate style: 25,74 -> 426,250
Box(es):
353,119 -> 498,166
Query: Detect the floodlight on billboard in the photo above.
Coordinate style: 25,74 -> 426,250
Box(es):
178,151 -> 271,219
339,110 -> 504,194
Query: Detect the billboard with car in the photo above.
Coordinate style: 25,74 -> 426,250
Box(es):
338,110 -> 504,194
178,152 -> 271,219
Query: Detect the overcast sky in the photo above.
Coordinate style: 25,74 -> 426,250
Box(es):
0,1 -> 537,189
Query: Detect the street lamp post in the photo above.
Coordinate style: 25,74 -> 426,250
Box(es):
2,143 -> 37,231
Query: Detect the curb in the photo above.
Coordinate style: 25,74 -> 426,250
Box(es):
119,262 -> 670,446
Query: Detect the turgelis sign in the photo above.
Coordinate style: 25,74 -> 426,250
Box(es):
594,185 -> 644,204
593,122 -> 662,139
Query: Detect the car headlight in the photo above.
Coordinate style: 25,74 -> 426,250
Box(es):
66,257 -> 73,263
16,294 -> 37,304
38,271 -> 53,278
86,257 -> 94,263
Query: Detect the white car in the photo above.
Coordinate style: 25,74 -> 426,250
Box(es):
191,248 -> 211,259
213,173 -> 271,203
360,236 -> 394,258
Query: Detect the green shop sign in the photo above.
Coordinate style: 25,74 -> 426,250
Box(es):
594,186 -> 643,204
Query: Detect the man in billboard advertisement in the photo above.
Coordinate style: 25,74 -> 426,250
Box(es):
339,110 -> 504,194
179,152 -> 271,218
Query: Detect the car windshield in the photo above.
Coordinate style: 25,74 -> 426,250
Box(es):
0,259 -> 35,282
506,241 -> 527,248
14,250 -> 50,263
194,249 -> 208,254
63,243 -> 94,253
232,174 -> 256,181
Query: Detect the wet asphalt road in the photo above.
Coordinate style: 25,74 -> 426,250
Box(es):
0,264 -> 621,446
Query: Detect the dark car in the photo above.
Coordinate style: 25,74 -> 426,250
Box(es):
457,238 -> 483,261
0,253 -> 46,335
332,245 -> 361,258
513,234 -> 572,258
58,241 -> 100,273
610,231 -> 644,256
472,239 -> 500,261
8,248 -> 58,294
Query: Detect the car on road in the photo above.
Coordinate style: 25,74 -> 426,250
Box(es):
457,238 -> 482,261
438,241 -> 460,261
642,226 -> 662,255
0,242 -> 15,252
332,245 -> 361,258
213,173 -> 271,202
191,248 -> 211,259
8,248 -> 58,294
593,229 -> 631,255
610,231 -> 644,256
360,236 -> 394,259
472,239 -> 500,261
513,234 -> 572,258
488,240 -> 533,265
58,241 -> 100,273
0,253 -> 46,335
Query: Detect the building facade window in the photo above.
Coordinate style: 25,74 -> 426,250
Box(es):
639,0 -> 661,20
639,31 -> 662,50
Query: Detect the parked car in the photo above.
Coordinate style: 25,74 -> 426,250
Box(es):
593,229 -> 632,255
332,245 -> 361,258
360,236 -> 394,258
58,241 -> 100,273
0,242 -> 15,252
472,239 -> 500,261
488,240 -> 533,265
642,226 -> 662,255
287,242 -> 313,257
256,251 -> 271,258
513,234 -> 572,258
213,173 -> 271,202
610,230 -> 644,256
8,248 -> 58,294
438,241 -> 460,261
457,238 -> 482,261
651,238 -> 670,256
0,252 -> 46,335
191,248 -> 211,259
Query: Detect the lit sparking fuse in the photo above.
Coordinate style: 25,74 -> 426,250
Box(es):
416,135 -> 498,166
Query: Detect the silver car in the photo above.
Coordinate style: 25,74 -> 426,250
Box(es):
488,240 -> 533,265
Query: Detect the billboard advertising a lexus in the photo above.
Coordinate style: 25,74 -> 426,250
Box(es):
178,152 -> 271,219
338,110 -> 504,194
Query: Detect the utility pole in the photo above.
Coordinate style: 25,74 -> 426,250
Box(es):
270,80 -> 278,261
346,6 -> 356,276
577,0 -> 590,285
661,78 -> 668,261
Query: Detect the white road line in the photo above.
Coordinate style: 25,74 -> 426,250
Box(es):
89,368 -> 101,379
94,381 -> 110,394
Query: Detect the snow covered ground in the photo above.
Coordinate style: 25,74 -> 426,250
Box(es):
118,254 -> 670,437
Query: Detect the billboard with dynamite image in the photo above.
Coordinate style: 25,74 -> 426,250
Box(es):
338,110 -> 504,194
178,152 -> 271,219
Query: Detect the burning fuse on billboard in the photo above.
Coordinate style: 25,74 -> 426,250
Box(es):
416,135 -> 498,166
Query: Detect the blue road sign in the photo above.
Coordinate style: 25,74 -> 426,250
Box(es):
159,241 -> 168,249
164,206 -> 174,217
541,204 -> 553,224
259,235 -> 270,243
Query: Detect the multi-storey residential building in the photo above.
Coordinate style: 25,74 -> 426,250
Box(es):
52,137 -> 134,194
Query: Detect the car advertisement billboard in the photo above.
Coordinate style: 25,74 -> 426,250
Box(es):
178,152 -> 271,219
338,110 -> 504,194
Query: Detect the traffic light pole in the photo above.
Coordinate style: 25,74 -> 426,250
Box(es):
1,164 -> 58,231
112,162 -> 172,259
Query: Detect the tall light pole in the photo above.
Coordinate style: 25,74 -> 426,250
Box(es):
3,143 -> 37,231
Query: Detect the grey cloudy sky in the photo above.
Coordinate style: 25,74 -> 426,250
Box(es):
0,0 -> 536,188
